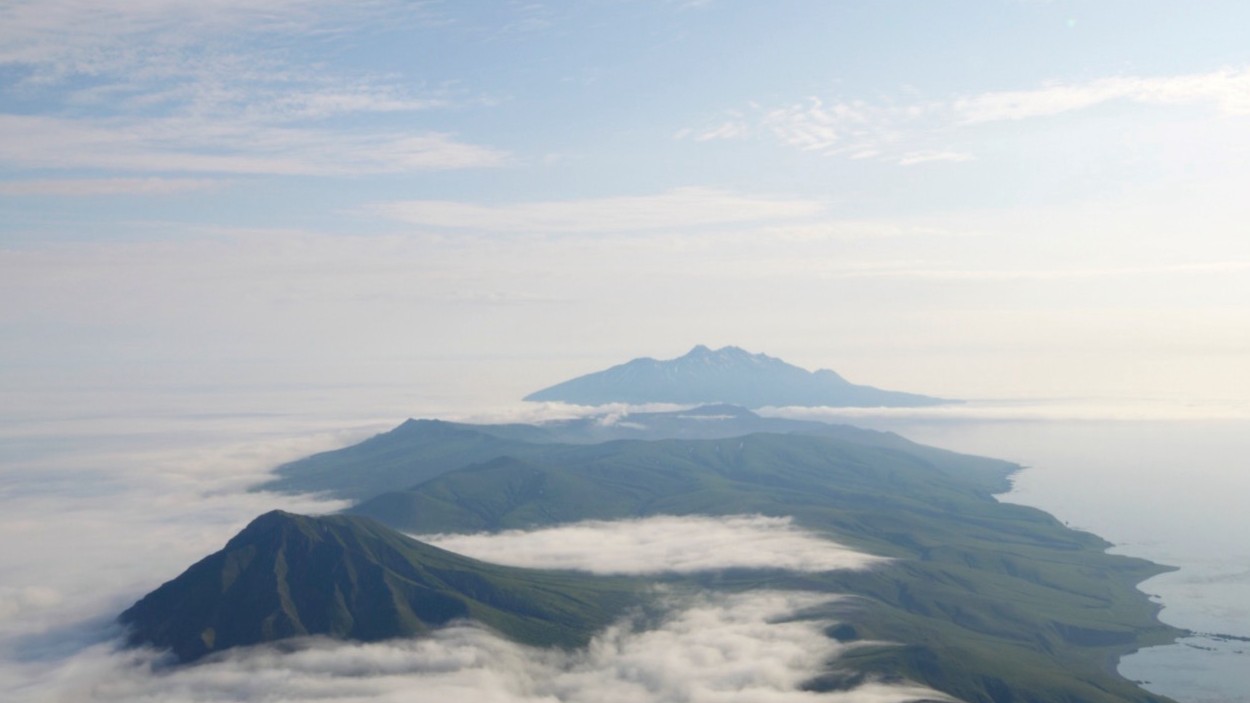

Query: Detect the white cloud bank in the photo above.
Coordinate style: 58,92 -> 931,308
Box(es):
0,115 -> 506,176
422,515 -> 887,574
0,409 -> 944,703
20,592 -> 950,703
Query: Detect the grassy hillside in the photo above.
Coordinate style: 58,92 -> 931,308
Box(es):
120,511 -> 640,662
260,406 -> 1015,500
341,432 -> 1179,703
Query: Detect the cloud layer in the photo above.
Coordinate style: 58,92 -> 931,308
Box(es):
20,592 -> 949,703
0,408 -> 947,703
422,515 -> 887,574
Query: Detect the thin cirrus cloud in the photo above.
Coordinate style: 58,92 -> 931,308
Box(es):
953,67 -> 1250,123
897,150 -> 975,167
0,1 -> 496,178
688,66 -> 1250,162
373,187 -> 827,233
0,0 -> 411,81
820,260 -> 1250,282
0,177 -> 224,196
0,114 -> 508,176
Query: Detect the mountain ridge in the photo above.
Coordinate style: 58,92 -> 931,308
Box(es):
523,345 -> 955,408
258,404 -> 1008,501
221,399 -> 1186,703
119,510 -> 639,662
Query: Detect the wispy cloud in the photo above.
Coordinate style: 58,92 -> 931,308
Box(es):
897,150 -> 974,167
373,187 -> 826,232
759,98 -> 912,158
818,260 -> 1250,282
673,118 -> 750,142
422,515 -> 887,574
953,68 -> 1250,123
0,0 -> 415,83
0,177 -> 224,196
691,67 -> 1250,163
0,1 -> 503,178
0,115 -> 506,175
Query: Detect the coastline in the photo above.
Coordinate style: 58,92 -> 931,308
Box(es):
833,411 -> 1250,703
3,396 -> 1244,702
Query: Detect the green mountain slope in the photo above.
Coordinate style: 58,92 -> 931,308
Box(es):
259,404 -> 1008,501
259,419 -> 547,502
344,432 -> 1179,703
119,511 -> 639,662
255,411 -> 1180,702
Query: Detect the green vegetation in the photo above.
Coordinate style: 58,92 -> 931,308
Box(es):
259,405 -> 1008,500
259,419 -> 546,502
338,431 -> 1178,703
205,408 -> 1181,701
120,511 -> 639,662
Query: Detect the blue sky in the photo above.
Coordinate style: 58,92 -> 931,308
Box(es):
3,0 -> 1250,405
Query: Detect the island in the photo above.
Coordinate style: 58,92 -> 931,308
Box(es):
523,345 -> 956,408
127,404 -> 1179,702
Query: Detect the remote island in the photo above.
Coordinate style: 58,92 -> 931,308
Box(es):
124,349 -> 1180,703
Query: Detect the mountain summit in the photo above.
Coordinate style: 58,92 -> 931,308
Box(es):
119,511 -> 636,662
523,345 -> 953,408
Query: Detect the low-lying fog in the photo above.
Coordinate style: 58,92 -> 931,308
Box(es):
421,515 -> 887,575
0,407 -> 945,703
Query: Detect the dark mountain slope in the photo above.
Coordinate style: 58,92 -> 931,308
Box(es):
119,511 -> 638,663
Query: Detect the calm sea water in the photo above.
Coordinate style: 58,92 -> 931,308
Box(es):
844,415 -> 1250,703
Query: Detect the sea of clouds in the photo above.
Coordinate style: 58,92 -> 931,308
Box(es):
11,591 -> 956,703
0,400 -> 953,703
421,515 -> 887,575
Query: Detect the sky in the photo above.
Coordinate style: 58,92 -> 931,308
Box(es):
3,0 -> 1250,408
5,6 -> 1250,698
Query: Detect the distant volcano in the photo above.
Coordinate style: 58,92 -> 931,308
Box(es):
523,345 -> 955,408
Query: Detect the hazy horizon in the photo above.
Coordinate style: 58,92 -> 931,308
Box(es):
3,1 -> 1250,404
4,3 -> 1250,702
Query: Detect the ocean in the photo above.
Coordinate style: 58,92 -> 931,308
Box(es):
832,411 -> 1250,703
